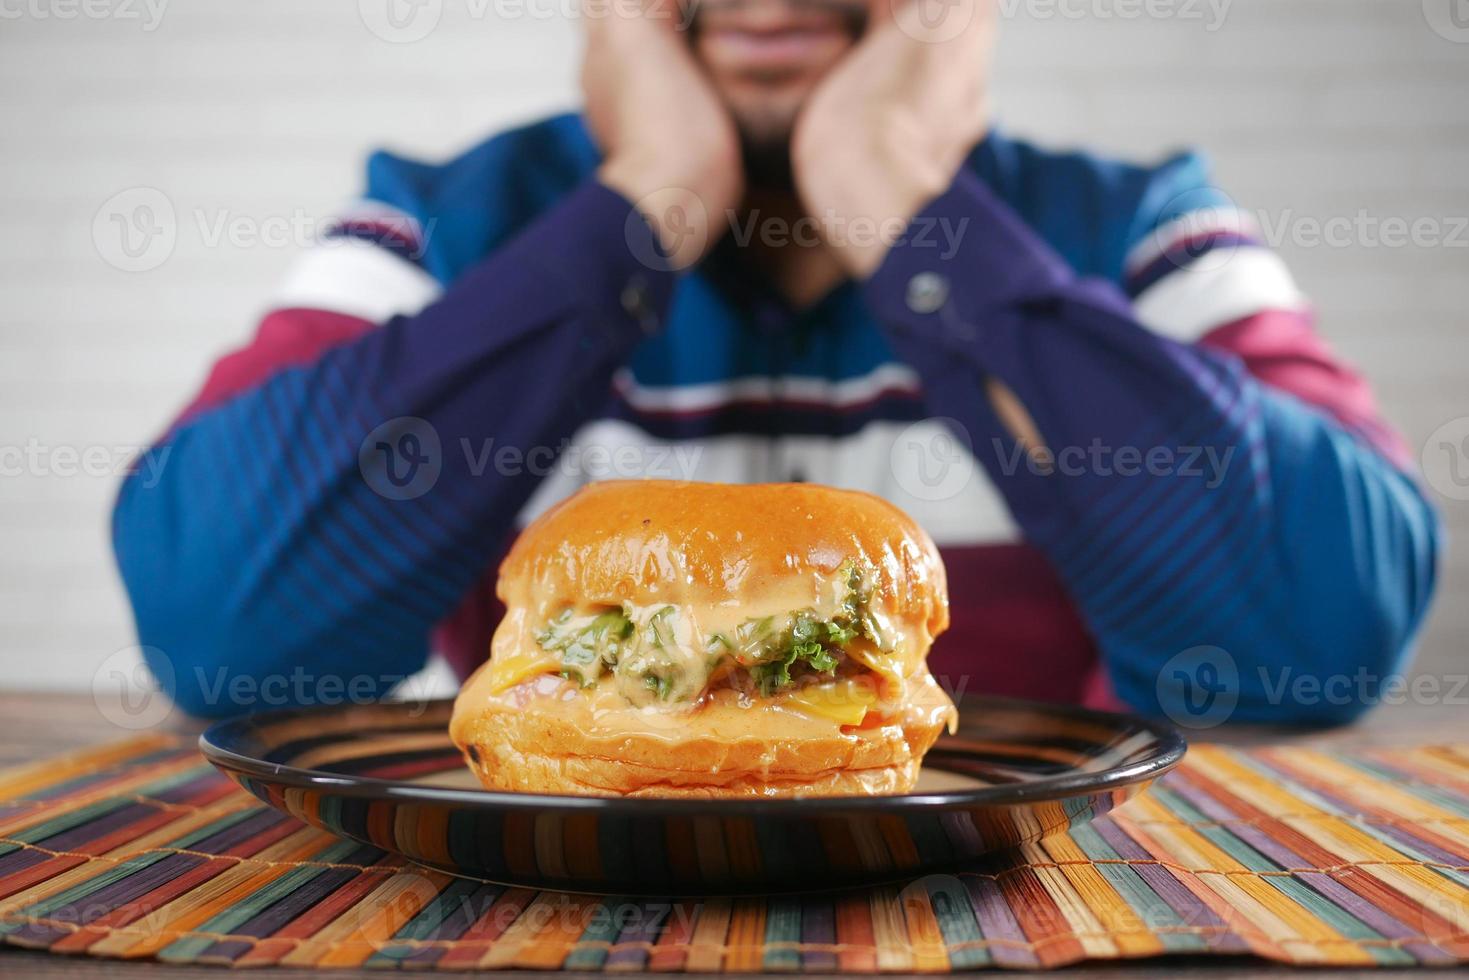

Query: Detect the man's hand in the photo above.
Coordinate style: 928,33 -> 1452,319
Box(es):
792,0 -> 996,278
583,0 -> 743,270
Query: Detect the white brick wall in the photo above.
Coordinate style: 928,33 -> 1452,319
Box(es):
1,0 -> 1465,693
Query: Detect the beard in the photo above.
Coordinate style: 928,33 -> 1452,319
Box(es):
739,114 -> 800,192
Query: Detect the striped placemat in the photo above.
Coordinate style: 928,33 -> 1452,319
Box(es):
1,735 -> 1467,971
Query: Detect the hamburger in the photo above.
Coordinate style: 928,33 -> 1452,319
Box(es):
450,481 -> 957,798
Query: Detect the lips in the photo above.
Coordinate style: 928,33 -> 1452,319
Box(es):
698,26 -> 851,75
693,1 -> 862,79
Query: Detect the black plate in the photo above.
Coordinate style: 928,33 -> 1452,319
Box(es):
200,697 -> 1184,895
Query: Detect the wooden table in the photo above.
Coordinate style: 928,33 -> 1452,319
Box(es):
1,690 -> 1462,979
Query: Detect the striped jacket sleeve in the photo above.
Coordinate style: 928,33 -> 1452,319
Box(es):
112,182 -> 671,717
866,166 -> 1441,726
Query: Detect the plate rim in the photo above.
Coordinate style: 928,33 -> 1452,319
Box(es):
199,695 -> 1186,816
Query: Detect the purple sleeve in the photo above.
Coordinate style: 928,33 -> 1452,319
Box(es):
112,181 -> 673,716
863,172 -> 1440,725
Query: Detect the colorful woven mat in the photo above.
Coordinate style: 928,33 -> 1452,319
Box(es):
1,735 -> 1467,971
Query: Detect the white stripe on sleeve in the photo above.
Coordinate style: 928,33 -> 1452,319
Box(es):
1132,247 -> 1307,343
272,238 -> 441,324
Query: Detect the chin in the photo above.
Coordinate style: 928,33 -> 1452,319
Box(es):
723,80 -> 805,136
720,87 -> 813,190
450,481 -> 958,799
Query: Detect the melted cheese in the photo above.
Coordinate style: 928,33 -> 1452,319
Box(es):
783,678 -> 880,726
844,645 -> 903,692
484,647 -> 561,694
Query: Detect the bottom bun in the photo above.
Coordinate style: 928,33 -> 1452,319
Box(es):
450,670 -> 956,799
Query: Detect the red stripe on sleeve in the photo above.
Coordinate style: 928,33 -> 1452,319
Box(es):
1198,308 -> 1411,469
177,307 -> 377,425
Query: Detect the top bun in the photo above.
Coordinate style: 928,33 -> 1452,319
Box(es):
498,481 -> 949,674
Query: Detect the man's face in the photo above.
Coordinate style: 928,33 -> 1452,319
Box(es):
688,0 -> 871,185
